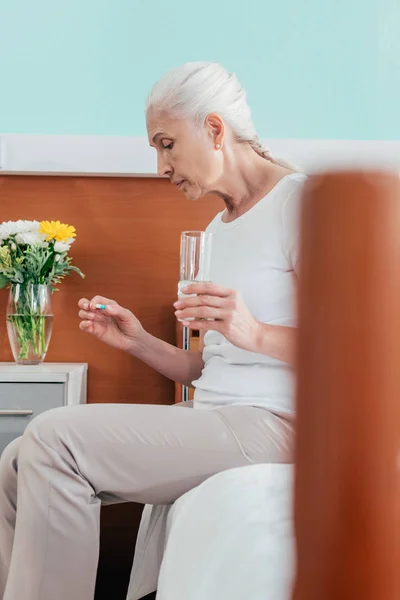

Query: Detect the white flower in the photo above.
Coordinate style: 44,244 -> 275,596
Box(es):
15,231 -> 47,246
55,255 -> 61,262
10,242 -> 17,251
54,241 -> 71,253
0,220 -> 39,241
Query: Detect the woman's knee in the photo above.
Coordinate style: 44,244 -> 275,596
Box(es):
19,405 -> 79,463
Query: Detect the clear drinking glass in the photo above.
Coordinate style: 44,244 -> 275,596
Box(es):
178,231 -> 212,316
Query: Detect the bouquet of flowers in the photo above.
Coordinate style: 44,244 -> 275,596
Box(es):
0,220 -> 84,363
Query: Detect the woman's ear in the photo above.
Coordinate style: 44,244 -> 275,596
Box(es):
205,113 -> 225,149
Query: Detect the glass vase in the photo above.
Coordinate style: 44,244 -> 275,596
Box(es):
6,284 -> 54,365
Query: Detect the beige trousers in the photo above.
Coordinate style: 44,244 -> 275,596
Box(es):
0,401 -> 293,600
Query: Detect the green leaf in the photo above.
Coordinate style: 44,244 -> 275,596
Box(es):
39,252 -> 55,278
0,274 -> 9,289
69,266 -> 85,278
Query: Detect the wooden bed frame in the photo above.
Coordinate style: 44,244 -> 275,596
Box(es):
293,171 -> 400,600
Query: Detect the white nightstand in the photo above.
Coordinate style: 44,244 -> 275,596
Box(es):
0,363 -> 87,455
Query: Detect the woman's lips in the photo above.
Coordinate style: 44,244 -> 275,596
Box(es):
175,179 -> 185,189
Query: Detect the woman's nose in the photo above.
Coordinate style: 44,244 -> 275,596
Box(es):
157,155 -> 172,178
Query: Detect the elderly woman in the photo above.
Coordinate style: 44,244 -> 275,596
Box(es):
0,62 -> 305,600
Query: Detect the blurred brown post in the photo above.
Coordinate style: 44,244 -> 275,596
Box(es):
293,171 -> 400,600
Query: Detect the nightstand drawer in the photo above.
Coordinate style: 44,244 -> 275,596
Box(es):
0,382 -> 65,455
0,416 -> 33,455
0,382 -> 65,409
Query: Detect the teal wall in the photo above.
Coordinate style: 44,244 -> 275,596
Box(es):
0,0 -> 399,140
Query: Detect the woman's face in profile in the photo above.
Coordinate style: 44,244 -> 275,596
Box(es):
147,108 -> 224,201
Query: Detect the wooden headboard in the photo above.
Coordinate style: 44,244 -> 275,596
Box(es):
0,175 -> 222,599
0,175 -> 222,405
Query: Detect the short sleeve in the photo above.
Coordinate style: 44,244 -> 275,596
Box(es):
281,179 -> 306,274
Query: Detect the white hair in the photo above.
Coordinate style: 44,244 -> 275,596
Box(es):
146,61 -> 295,170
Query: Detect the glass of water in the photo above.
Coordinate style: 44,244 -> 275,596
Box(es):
178,231 -> 213,305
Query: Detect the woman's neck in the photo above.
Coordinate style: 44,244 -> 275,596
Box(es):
211,147 -> 294,223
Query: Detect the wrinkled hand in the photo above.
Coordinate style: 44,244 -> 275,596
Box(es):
174,283 -> 262,352
78,295 -> 145,353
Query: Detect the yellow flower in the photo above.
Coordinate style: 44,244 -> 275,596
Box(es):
39,221 -> 76,242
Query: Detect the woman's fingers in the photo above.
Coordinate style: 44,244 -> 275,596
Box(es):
78,296 -> 132,333
78,298 -> 91,310
174,287 -> 236,323
78,309 -> 107,322
174,290 -> 234,321
78,308 -> 106,335
175,306 -> 226,321
181,282 -> 233,297
89,296 -> 118,311
174,294 -> 227,310
181,319 -> 223,332
79,315 -> 109,335
77,296 -> 118,311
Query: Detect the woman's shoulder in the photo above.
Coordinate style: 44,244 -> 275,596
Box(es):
281,172 -> 308,196
206,173 -> 307,233
279,173 -> 308,213
206,211 -> 225,232
265,172 -> 308,208
261,173 -> 307,222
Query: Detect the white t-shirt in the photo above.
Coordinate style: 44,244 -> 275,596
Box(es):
192,173 -> 307,416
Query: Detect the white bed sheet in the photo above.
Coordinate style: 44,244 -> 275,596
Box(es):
156,464 -> 295,600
